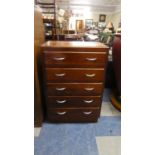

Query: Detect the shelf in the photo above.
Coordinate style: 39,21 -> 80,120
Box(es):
42,12 -> 55,14
44,23 -> 53,26
40,6 -> 55,9
43,18 -> 55,23
38,0 -> 57,40
37,2 -> 55,5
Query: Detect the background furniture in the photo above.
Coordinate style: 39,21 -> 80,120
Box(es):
34,42 -> 43,127
34,6 -> 45,127
110,34 -> 121,111
65,34 -> 82,41
113,34 -> 121,96
43,19 -> 55,40
63,30 -> 75,34
37,1 -> 57,40
41,41 -> 109,122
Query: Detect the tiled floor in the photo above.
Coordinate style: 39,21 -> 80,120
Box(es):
34,128 -> 41,137
34,89 -> 121,155
100,102 -> 120,116
96,136 -> 121,155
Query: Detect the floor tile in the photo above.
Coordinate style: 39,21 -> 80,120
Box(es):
96,136 -> 121,155
95,116 -> 121,136
102,89 -> 111,102
34,124 -> 70,155
101,102 -> 121,116
65,123 -> 98,155
34,127 -> 41,137
34,116 -> 121,155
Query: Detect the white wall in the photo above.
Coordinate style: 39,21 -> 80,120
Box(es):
106,12 -> 121,29
68,11 -> 121,31
69,12 -> 100,30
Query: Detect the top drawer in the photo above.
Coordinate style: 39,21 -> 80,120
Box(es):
42,52 -> 108,68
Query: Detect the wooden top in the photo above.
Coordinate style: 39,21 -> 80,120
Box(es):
41,41 -> 109,49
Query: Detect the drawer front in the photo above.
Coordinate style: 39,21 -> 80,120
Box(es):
46,83 -> 103,96
43,52 -> 107,68
47,108 -> 100,122
46,96 -> 102,108
45,68 -> 105,83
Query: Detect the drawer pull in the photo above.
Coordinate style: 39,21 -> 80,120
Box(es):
56,87 -> 66,91
56,111 -> 67,115
56,100 -> 66,104
83,99 -> 94,103
53,57 -> 65,61
84,88 -> 94,91
85,73 -> 96,77
55,73 -> 66,77
86,58 -> 97,61
83,111 -> 92,115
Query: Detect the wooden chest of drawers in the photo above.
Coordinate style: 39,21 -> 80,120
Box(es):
41,41 -> 109,122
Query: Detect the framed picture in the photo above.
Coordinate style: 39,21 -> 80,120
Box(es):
93,22 -> 98,27
99,14 -> 106,22
98,22 -> 106,28
85,19 -> 93,28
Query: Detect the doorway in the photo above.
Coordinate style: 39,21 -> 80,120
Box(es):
76,20 -> 83,32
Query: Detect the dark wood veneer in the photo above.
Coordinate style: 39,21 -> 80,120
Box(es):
46,83 -> 103,96
41,41 -> 108,122
46,96 -> 102,108
47,108 -> 100,122
45,68 -> 105,83
43,52 -> 107,68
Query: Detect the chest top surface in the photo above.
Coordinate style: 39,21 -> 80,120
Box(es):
41,41 -> 109,50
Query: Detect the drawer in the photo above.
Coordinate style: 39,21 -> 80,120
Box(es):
46,96 -> 102,108
45,68 -> 105,83
43,52 -> 107,68
46,83 -> 103,96
47,108 -> 100,122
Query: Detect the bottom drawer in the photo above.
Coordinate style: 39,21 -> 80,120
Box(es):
47,108 -> 100,122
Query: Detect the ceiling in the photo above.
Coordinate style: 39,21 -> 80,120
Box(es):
37,0 -> 121,13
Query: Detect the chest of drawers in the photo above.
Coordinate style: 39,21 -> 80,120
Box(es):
41,41 -> 109,122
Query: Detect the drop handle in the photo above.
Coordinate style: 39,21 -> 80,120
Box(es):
56,111 -> 67,115
55,73 -> 66,77
86,58 -> 97,61
56,100 -> 66,104
84,88 -> 94,91
83,99 -> 94,103
56,87 -> 66,91
53,57 -> 65,61
83,111 -> 92,115
85,73 -> 96,77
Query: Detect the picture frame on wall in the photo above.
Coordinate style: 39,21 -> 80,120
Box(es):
99,14 -> 106,22
98,22 -> 106,28
85,19 -> 93,28
92,22 -> 98,27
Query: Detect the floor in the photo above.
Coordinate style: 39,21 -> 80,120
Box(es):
34,89 -> 121,155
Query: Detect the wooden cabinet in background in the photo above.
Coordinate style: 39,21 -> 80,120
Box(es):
113,34 -> 121,96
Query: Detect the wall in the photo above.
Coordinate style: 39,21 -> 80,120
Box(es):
106,12 -> 121,29
67,11 -> 121,31
69,12 -> 100,30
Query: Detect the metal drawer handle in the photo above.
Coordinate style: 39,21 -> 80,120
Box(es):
83,111 -> 92,115
83,99 -> 94,103
56,100 -> 66,104
56,111 -> 67,115
53,57 -> 65,61
55,73 -> 66,77
85,73 -> 96,77
84,88 -> 94,91
86,58 -> 97,61
56,87 -> 66,91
